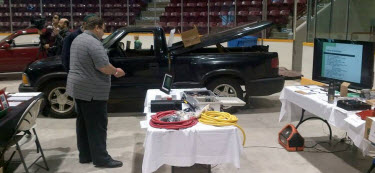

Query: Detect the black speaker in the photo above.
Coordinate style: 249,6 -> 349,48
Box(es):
150,100 -> 183,113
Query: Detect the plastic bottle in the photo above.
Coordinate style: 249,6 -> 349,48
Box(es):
328,81 -> 335,104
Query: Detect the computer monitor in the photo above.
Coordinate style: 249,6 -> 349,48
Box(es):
313,38 -> 374,89
161,73 -> 173,94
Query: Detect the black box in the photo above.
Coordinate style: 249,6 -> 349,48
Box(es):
336,100 -> 372,111
150,100 -> 183,112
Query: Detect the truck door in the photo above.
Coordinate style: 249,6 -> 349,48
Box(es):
110,32 -> 164,101
0,34 -> 40,73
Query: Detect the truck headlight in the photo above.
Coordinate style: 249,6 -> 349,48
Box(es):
22,73 -> 30,86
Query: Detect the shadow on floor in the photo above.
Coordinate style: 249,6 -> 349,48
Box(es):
298,136 -> 372,173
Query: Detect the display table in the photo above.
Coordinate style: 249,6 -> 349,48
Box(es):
279,86 -> 375,155
0,92 -> 43,145
142,89 -> 243,173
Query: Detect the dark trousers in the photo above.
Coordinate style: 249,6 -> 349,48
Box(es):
75,99 -> 111,165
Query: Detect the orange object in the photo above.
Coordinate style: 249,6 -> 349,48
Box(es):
356,109 -> 375,120
278,124 -> 304,151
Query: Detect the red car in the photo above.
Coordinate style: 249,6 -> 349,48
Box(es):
0,28 -> 46,73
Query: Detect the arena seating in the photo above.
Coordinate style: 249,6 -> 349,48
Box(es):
160,0 -> 306,34
0,0 -> 306,34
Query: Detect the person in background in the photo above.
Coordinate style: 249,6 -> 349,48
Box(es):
50,18 -> 70,56
40,14 -> 60,55
61,14 -> 96,72
66,17 -> 125,168
134,35 -> 142,50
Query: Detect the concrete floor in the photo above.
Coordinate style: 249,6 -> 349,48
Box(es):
0,78 -> 373,173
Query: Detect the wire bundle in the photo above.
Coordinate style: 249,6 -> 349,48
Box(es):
149,110 -> 199,130
199,111 -> 246,146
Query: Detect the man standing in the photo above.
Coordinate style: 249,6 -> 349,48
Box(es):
50,18 -> 70,56
66,17 -> 125,168
40,14 -> 60,52
61,14 -> 96,72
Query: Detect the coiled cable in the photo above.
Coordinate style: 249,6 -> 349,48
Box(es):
149,110 -> 199,130
199,111 -> 246,146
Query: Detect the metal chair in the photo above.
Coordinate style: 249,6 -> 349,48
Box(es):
0,98 -> 49,173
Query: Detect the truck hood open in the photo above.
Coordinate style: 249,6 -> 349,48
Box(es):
169,21 -> 273,55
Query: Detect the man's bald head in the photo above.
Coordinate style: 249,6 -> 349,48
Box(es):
58,18 -> 69,30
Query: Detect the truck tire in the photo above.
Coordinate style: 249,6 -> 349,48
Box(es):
43,81 -> 76,118
206,78 -> 244,113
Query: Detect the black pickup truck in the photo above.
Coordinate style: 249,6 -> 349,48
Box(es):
19,21 -> 284,118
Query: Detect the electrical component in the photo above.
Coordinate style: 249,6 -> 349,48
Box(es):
278,124 -> 304,151
337,99 -> 371,111
149,110 -> 199,130
150,100 -> 183,112
199,111 -> 246,146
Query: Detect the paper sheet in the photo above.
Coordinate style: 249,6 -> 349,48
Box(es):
9,102 -> 22,107
9,92 -> 40,97
7,96 -> 32,101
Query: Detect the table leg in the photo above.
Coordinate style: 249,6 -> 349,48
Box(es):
296,109 -> 332,140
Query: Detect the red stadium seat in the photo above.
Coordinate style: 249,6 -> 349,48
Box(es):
269,10 -> 280,16
280,10 -> 290,16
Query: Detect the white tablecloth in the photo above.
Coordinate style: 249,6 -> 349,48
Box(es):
142,89 -> 243,173
279,86 -> 375,155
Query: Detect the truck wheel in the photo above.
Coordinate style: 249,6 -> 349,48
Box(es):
206,78 -> 244,113
43,81 -> 76,118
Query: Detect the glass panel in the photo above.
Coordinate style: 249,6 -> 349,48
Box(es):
10,0 -> 40,31
208,0 -> 222,34
42,0 -> 69,27
237,0 -> 261,27
159,0 -> 169,32
348,0 -> 375,42
138,0 -> 159,28
129,0 -> 143,27
314,0 -> 331,39
267,0 -> 307,39
329,0 -> 347,40
0,0 -> 11,33
102,0 -> 127,33
72,0 -> 99,30
121,32 -> 155,57
306,0 -> 316,42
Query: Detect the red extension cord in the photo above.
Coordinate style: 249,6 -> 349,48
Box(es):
149,110 -> 198,130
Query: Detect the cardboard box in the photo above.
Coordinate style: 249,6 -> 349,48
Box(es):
300,77 -> 326,86
340,82 -> 350,97
366,100 -> 375,106
181,26 -> 201,47
365,117 -> 375,142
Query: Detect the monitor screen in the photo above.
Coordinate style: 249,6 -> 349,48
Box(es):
313,38 -> 374,89
161,73 -> 173,94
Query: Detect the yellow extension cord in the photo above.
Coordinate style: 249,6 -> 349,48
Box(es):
199,111 -> 246,146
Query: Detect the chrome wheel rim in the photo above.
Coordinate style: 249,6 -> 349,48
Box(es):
212,84 -> 238,109
48,87 -> 74,114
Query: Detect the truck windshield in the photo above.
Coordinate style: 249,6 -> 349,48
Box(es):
0,33 -> 14,43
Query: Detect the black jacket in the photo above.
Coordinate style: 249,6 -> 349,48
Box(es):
49,28 -> 70,57
61,28 -> 83,72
